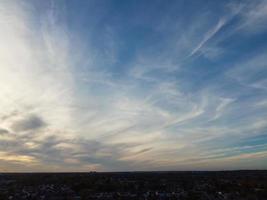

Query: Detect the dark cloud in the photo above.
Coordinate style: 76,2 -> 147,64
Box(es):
11,114 -> 46,132
0,128 -> 146,171
135,147 -> 153,155
0,128 -> 9,135
0,110 -> 151,171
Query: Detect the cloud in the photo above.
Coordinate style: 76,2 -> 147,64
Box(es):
237,0 -> 267,33
0,128 -> 150,171
189,18 -> 227,57
226,51 -> 267,90
0,0 -> 266,172
186,0 -> 267,60
11,114 -> 46,132
0,128 -> 9,135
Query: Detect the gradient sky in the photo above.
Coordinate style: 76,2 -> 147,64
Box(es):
0,0 -> 267,172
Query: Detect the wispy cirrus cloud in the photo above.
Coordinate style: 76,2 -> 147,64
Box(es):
0,0 -> 266,172
189,18 -> 227,57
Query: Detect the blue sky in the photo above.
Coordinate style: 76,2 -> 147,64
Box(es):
0,0 -> 267,172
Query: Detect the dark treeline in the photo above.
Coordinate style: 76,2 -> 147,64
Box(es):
0,170 -> 267,200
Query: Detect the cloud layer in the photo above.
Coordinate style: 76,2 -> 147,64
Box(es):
0,0 -> 267,172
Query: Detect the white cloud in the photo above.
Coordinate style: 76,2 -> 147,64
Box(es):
189,18 -> 227,57
0,1 -> 76,133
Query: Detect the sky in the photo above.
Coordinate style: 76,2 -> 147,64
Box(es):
0,0 -> 267,172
